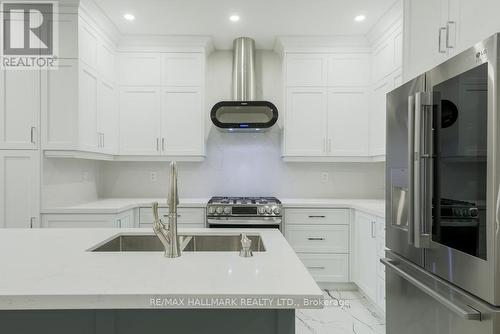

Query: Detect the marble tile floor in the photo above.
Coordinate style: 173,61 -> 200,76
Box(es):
296,290 -> 385,334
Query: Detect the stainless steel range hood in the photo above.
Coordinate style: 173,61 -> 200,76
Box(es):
211,37 -> 278,132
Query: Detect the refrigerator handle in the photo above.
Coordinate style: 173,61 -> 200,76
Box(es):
407,95 -> 415,246
413,92 -> 431,248
381,258 -> 481,320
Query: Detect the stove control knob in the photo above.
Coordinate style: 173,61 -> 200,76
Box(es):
208,207 -> 215,214
216,207 -> 224,214
258,207 -> 266,214
273,207 -> 281,215
265,207 -> 272,214
223,207 -> 231,214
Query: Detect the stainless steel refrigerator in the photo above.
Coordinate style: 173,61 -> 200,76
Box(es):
384,33 -> 500,333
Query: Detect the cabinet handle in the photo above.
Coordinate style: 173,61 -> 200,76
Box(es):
101,133 -> 105,148
30,217 -> 36,228
307,266 -> 325,270
371,221 -> 376,238
117,219 -> 121,228
328,138 -> 332,153
162,138 -> 166,151
308,215 -> 325,218
446,21 -> 455,49
307,237 -> 325,241
30,126 -> 36,144
156,138 -> 160,151
438,27 -> 447,53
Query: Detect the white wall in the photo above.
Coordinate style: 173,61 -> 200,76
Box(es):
42,49 -> 385,207
42,158 -> 101,207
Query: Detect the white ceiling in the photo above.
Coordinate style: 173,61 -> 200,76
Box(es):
94,0 -> 397,50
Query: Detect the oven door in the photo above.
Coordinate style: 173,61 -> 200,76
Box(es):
207,217 -> 282,229
420,34 -> 500,305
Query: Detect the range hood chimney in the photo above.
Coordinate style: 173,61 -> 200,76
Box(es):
211,37 -> 278,132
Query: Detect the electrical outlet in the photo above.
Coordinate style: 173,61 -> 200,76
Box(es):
320,172 -> 329,184
150,172 -> 158,182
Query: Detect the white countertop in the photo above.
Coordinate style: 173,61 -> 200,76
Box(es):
42,198 -> 385,217
0,228 -> 323,310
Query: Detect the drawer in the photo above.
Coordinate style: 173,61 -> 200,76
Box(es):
297,253 -> 349,282
139,207 -> 205,227
285,208 -> 349,225
41,214 -> 118,228
285,225 -> 349,253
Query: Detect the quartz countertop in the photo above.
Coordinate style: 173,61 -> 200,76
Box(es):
42,198 -> 385,217
0,228 -> 323,310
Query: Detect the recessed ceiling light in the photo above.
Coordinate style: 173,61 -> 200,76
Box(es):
229,15 -> 240,22
354,15 -> 366,22
123,13 -> 135,21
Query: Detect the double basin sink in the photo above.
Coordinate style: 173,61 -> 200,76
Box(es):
91,234 -> 265,252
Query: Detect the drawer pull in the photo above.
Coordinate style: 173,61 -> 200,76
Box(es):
307,237 -> 325,241
307,266 -> 325,270
308,215 -> 326,218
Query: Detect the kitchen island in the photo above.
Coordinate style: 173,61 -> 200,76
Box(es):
0,228 -> 323,334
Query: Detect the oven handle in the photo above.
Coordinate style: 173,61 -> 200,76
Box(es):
207,218 -> 282,226
381,258 -> 481,320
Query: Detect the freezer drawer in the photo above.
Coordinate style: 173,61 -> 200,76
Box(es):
383,253 -> 500,334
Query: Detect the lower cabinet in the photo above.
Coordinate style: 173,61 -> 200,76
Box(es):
138,207 -> 205,228
0,151 -> 40,228
41,209 -> 136,228
285,208 -> 350,284
352,210 -> 385,311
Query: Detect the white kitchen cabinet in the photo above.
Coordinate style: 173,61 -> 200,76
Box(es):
79,64 -> 99,152
78,17 -> 98,69
353,211 -> 378,302
161,54 -> 204,87
161,87 -> 204,156
285,208 -> 350,225
286,54 -> 327,87
118,53 -> 161,86
119,87 -> 161,155
327,88 -> 369,156
403,0 -> 449,80
327,54 -> 370,87
297,253 -> 349,283
138,207 -> 205,228
41,214 -> 119,228
98,79 -> 118,154
284,88 -> 327,156
115,209 -> 136,228
0,69 -> 40,149
0,151 -> 40,228
286,225 -> 349,253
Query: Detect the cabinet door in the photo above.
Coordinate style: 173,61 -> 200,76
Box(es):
119,87 -> 161,155
98,40 -> 116,83
284,88 -> 327,156
327,88 -> 369,156
79,64 -> 99,152
118,53 -> 161,86
449,0 -> 500,55
286,54 -> 327,86
78,18 -> 98,69
327,54 -> 370,87
354,211 -> 378,301
0,151 -> 40,228
161,53 -> 204,87
403,0 -> 449,80
161,87 -> 204,156
98,79 -> 118,154
41,214 -> 117,228
0,69 -> 40,149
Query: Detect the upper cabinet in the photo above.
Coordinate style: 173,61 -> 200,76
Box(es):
43,7 -> 208,161
0,69 -> 40,150
403,0 -> 500,81
282,49 -> 371,161
117,52 -> 206,159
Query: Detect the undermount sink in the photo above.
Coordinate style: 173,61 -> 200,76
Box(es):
90,234 -> 266,252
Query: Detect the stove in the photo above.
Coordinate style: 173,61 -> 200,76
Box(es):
206,197 -> 282,229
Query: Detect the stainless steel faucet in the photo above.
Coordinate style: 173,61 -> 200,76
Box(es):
152,161 -> 181,258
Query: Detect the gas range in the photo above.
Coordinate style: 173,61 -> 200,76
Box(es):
206,197 -> 282,229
